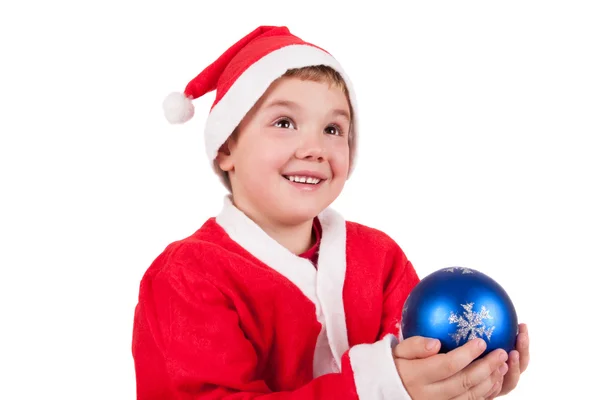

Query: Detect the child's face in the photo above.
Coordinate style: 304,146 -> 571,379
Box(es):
218,77 -> 351,226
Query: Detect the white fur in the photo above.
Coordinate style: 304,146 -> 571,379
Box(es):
349,334 -> 413,399
316,205 -> 350,368
163,92 -> 195,124
215,195 -> 349,376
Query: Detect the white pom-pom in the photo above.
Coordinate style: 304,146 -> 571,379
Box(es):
163,92 -> 195,124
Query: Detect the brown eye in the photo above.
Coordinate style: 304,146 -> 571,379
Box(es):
274,118 -> 295,129
325,124 -> 342,136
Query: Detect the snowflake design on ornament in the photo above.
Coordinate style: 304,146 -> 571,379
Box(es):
448,302 -> 495,345
444,267 -> 474,274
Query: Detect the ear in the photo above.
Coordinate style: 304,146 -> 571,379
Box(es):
216,139 -> 235,172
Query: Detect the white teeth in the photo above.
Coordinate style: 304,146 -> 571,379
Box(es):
285,175 -> 321,184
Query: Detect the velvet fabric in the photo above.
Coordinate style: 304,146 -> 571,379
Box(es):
132,197 -> 420,399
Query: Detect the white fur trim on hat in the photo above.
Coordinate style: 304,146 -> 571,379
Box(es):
203,44 -> 359,167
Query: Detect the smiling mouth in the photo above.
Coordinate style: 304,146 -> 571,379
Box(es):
282,175 -> 323,185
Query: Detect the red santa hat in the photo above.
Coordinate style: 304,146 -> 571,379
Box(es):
162,25 -> 359,182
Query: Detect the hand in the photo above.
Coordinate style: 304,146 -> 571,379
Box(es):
484,323 -> 530,399
393,336 -> 509,400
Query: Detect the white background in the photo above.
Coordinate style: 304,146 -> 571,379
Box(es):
1,1 -> 598,398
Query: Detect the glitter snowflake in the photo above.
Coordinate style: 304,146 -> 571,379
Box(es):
448,302 -> 495,345
444,267 -> 474,274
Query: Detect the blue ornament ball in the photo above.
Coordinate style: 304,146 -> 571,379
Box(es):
401,266 -> 518,356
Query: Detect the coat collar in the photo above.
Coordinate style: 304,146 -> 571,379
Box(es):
215,195 -> 349,370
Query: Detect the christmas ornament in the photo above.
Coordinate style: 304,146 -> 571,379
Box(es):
401,267 -> 518,356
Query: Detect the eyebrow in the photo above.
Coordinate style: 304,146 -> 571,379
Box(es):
263,99 -> 300,111
263,99 -> 351,122
331,108 -> 351,122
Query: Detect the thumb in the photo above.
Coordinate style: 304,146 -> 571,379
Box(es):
393,336 -> 440,359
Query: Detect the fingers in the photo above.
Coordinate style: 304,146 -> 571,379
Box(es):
517,323 -> 530,373
484,373 -> 504,399
421,338 -> 489,382
434,348 -> 508,399
495,323 -> 529,396
486,383 -> 501,399
498,350 -> 521,396
394,338 -> 482,394
450,361 -> 507,400
484,377 -> 503,399
393,336 -> 441,359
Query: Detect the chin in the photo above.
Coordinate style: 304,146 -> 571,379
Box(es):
275,203 -> 324,225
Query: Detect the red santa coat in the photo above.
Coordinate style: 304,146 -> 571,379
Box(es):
132,196 -> 420,399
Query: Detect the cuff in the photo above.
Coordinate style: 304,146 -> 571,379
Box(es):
348,334 -> 412,400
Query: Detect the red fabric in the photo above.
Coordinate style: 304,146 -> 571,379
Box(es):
183,26 -> 328,109
298,218 -> 321,266
132,219 -> 420,399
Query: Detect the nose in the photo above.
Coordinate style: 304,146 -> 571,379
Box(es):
295,132 -> 326,161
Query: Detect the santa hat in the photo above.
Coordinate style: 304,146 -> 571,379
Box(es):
162,26 -> 359,185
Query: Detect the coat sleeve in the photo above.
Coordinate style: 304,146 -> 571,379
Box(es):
133,256 -> 365,400
379,244 -> 420,341
342,242 -> 421,400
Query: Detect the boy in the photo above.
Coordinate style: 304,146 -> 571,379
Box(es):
132,26 -> 529,399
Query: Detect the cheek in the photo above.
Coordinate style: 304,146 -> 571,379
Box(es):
237,140 -> 292,179
257,143 -> 293,171
327,141 -> 351,177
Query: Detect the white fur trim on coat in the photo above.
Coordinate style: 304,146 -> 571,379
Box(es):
349,334 -> 412,400
215,195 -> 349,376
